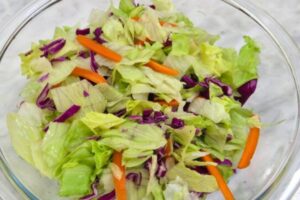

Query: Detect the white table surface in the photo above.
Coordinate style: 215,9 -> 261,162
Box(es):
0,0 -> 300,199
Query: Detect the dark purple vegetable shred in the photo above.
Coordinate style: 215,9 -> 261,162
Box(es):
76,28 -> 90,35
78,51 -> 90,59
126,172 -> 142,186
54,105 -> 81,123
113,109 -> 127,117
171,118 -> 185,129
40,39 -> 66,57
90,51 -> 99,72
80,180 -> 98,200
83,90 -> 90,97
93,27 -> 106,44
235,79 -> 257,105
36,83 -> 56,111
98,190 -> 115,200
50,56 -> 69,64
38,73 -> 49,83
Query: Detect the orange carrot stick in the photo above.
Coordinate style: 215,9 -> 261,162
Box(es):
113,151 -> 127,200
165,138 -> 173,157
76,35 -> 122,62
155,99 -> 179,107
76,35 -> 179,76
202,155 -> 234,200
146,60 -> 179,76
238,127 -> 260,169
71,67 -> 106,84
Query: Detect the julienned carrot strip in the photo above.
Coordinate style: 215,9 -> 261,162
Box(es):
165,138 -> 173,157
202,155 -> 234,200
113,151 -> 127,200
76,35 -> 179,76
146,60 -> 179,76
71,67 -> 106,84
132,17 -> 177,27
155,99 -> 179,107
238,127 -> 260,169
76,35 -> 122,62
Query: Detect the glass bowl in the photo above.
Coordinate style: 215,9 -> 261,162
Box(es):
0,0 -> 300,199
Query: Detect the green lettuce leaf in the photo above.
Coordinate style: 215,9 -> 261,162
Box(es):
6,103 -> 44,165
119,0 -> 135,14
19,44 -> 50,78
163,177 -> 191,200
42,123 -> 70,168
59,164 -> 93,196
81,112 -> 126,134
221,36 -> 260,88
167,163 -> 218,193
51,80 -> 107,114
170,33 -> 190,56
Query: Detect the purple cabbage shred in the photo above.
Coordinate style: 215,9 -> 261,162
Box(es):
200,77 -> 233,98
83,90 -> 90,97
80,180 -> 98,200
235,79 -> 257,105
215,159 -> 233,167
53,105 -> 81,123
40,39 -> 66,57
90,51 -> 99,72
181,75 -> 198,89
36,83 -> 56,111
78,51 -> 90,59
113,109 -> 127,117
98,190 -> 115,200
171,118 -> 185,129
50,56 -> 68,64
126,172 -> 142,186
93,28 -> 106,44
76,28 -> 90,35
38,73 -> 49,83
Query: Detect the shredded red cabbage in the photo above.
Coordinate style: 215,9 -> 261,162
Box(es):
143,109 -> 153,118
149,4 -> 156,9
38,73 -> 49,83
181,75 -> 198,89
200,77 -> 233,98
173,141 -> 181,149
83,90 -> 90,97
79,180 -> 98,200
154,111 -> 168,123
215,159 -> 233,167
171,118 -> 185,129
40,39 -> 66,57
94,28 -> 106,44
163,37 -> 172,48
194,166 -> 209,175
50,56 -> 69,64
98,190 -> 115,200
78,51 -> 90,59
235,79 -> 257,105
90,51 -> 99,72
76,28 -> 90,35
113,109 -> 127,117
126,172 -> 142,186
36,83 -> 56,111
54,105 -> 81,123
156,160 -> 167,178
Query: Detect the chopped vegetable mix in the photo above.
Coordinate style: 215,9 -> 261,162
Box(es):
7,0 -> 262,199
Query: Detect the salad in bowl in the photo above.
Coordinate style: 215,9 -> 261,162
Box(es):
7,0 -> 261,199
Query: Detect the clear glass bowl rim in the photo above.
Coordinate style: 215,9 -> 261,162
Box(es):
0,0 -> 300,199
